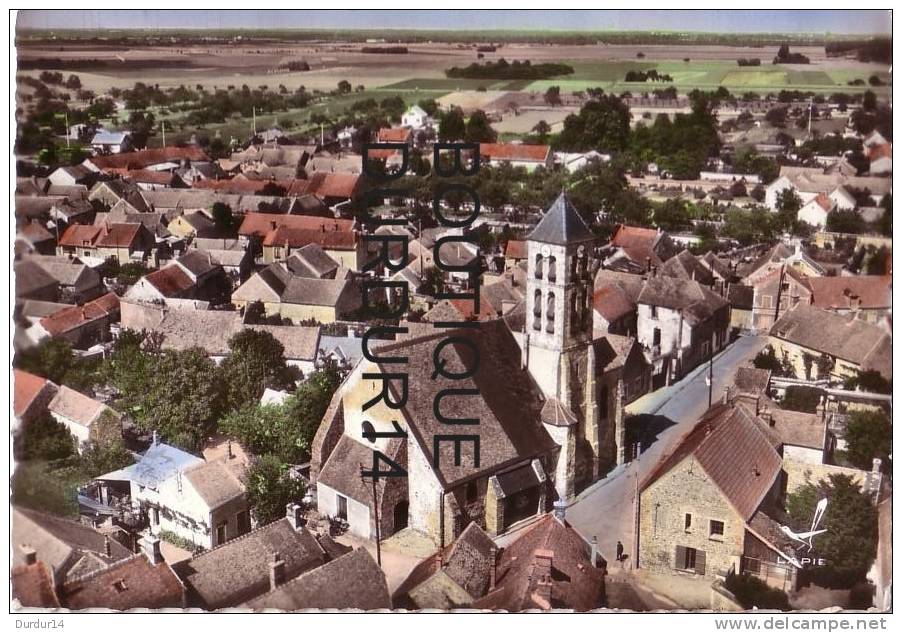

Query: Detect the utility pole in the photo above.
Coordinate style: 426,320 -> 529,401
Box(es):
708,330 -> 716,408
64,111 -> 70,149
252,106 -> 257,137
320,122 -> 324,147
161,120 -> 166,148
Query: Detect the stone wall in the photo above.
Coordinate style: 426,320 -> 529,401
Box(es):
783,458 -> 867,495
639,456 -> 745,580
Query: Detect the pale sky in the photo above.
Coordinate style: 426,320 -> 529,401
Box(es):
16,10 -> 892,35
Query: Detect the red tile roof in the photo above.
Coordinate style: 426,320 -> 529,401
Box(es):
806,275 -> 892,311
642,404 -> 782,522
299,172 -> 360,199
61,555 -> 184,609
593,283 -> 636,323
143,266 -> 195,297
263,226 -> 357,250
813,192 -> 834,212
40,292 -> 120,337
58,224 -> 105,248
194,178 -> 287,194
238,212 -> 355,238
377,127 -> 412,143
89,147 -> 209,171
11,561 -> 60,608
13,369 -> 50,419
868,143 -> 892,162
504,239 -> 527,260
122,169 -> 181,185
101,223 -> 146,248
480,143 -> 550,163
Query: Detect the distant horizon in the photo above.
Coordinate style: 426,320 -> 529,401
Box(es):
15,10 -> 892,36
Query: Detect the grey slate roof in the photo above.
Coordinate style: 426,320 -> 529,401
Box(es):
637,276 -> 729,326
243,548 -> 390,611
176,518 -> 327,609
527,192 -> 595,245
285,244 -> 339,279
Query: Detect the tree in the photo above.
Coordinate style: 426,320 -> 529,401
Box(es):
653,199 -> 691,232
64,74 -> 82,90
439,107 -> 466,142
464,110 -> 497,143
786,474 -> 878,588
337,80 -> 352,94
219,330 -> 298,412
781,385 -> 822,413
843,409 -> 891,472
544,85 -> 562,107
532,119 -> 551,142
244,454 -> 306,526
211,202 -> 235,235
13,410 -> 76,462
557,95 -> 631,152
14,339 -> 101,394
825,209 -> 864,234
775,188 -> 802,232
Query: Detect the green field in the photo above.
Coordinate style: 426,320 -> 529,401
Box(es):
387,59 -> 890,96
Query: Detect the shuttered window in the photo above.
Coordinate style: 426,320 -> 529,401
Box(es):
695,549 -> 707,575
674,546 -> 706,575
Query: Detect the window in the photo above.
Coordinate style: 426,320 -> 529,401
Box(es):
546,293 -> 555,333
337,494 -> 348,520
710,520 -> 725,539
237,510 -> 251,535
533,290 -> 542,331
216,521 -> 227,545
675,545 -> 705,574
535,254 -> 544,280
684,513 -> 692,531
151,508 -> 160,526
761,295 -> 772,308
653,328 -> 661,347
650,305 -> 658,318
466,480 -> 478,503
547,256 -> 556,283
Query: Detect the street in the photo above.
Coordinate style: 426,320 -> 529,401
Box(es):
566,334 -> 768,570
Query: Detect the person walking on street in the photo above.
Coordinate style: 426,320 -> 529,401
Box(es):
616,540 -> 624,562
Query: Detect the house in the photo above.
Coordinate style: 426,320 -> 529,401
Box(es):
48,165 -> 94,188
59,536 -> 186,609
741,241 -> 825,287
749,265 -> 812,332
232,264 -> 360,324
243,548 -> 390,610
14,259 -> 60,302
167,210 -> 216,239
556,150 -> 611,173
479,143 -> 553,171
394,512 -> 604,611
769,304 -> 892,383
797,193 -> 835,228
57,222 -> 156,266
659,250 -> 715,287
174,510 -> 335,609
16,222 -> 57,256
12,506 -> 134,588
401,104 -> 432,130
284,243 -> 341,279
593,269 -> 643,336
337,126 -> 357,149
727,284 -> 754,332
639,403 -> 797,591
636,274 -> 731,386
764,166 -> 890,211
315,333 -> 364,371
503,239 -> 527,271
602,224 -> 679,273
97,438 -> 249,551
237,212 -> 362,269
91,129 -> 132,154
26,255 -> 104,304
376,126 -> 413,145
190,238 -> 253,286
126,250 -> 229,305
30,292 -> 120,349
805,275 -> 892,323
13,369 -> 58,427
123,169 -> 188,190
85,146 -> 209,172
48,385 -> 122,451
867,143 -> 892,175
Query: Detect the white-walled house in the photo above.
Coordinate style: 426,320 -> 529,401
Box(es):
797,193 -> 836,228
401,105 -> 431,130
98,440 -> 250,550
47,385 -> 122,451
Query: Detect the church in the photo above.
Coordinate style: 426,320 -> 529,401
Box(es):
310,193 -> 650,546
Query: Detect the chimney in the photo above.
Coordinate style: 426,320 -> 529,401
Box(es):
849,293 -> 861,312
227,439 -> 234,459
435,553 -> 444,572
590,536 -> 598,568
286,502 -> 304,529
141,534 -> 163,565
269,552 -> 286,590
531,550 -> 554,607
104,535 -> 112,557
151,430 -> 159,447
761,405 -> 775,427
20,545 -> 37,566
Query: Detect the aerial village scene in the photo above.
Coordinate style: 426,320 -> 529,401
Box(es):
8,9 -> 893,613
